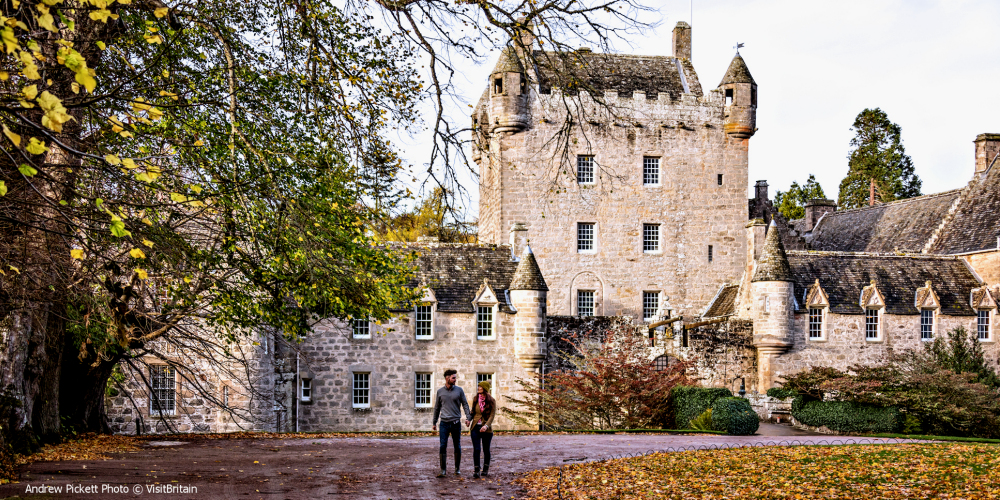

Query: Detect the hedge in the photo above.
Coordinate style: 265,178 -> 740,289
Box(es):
765,387 -> 797,400
670,386 -> 733,429
711,397 -> 760,435
792,398 -> 904,434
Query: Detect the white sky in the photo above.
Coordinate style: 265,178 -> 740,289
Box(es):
394,0 -> 1000,215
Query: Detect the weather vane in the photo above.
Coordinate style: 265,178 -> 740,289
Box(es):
734,42 -> 745,53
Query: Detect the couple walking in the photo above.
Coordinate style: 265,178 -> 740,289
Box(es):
431,369 -> 496,479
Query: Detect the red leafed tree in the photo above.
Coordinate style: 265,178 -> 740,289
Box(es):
504,320 -> 693,430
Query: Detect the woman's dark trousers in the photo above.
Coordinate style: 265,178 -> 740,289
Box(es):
471,426 -> 492,472
439,420 -> 462,472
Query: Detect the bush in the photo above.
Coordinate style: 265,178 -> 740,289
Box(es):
792,398 -> 904,434
711,397 -> 759,435
670,386 -> 732,429
688,409 -> 714,431
766,387 -> 797,400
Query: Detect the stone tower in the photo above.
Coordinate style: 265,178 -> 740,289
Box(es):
751,221 -> 793,389
508,246 -> 548,370
719,53 -> 757,140
474,22 -> 756,318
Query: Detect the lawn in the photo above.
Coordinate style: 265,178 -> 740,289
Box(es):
517,443 -> 1000,499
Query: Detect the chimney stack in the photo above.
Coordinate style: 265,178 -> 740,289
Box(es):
509,222 -> 528,261
975,133 -> 1000,176
803,199 -> 836,232
672,22 -> 691,60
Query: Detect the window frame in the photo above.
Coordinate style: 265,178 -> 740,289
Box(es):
352,318 -> 371,339
577,222 -> 596,253
149,365 -> 176,416
577,290 -> 595,318
577,155 -> 595,184
414,372 -> 433,408
415,303 -> 434,340
808,307 -> 825,341
652,355 -> 671,372
476,372 -> 496,398
476,304 -> 497,340
300,378 -> 312,402
352,372 -> 371,409
978,309 -> 992,341
642,291 -> 660,322
642,156 -> 660,186
865,308 -> 882,341
642,224 -> 660,254
920,309 -> 936,341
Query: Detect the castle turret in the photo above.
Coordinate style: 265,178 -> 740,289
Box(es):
719,53 -> 757,139
508,245 -> 547,370
751,221 -> 793,389
489,47 -> 530,133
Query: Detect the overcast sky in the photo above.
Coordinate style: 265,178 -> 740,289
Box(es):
395,0 -> 1000,214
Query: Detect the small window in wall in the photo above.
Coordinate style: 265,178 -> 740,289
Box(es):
150,365 -> 176,415
808,308 -> 823,339
652,355 -> 671,371
708,245 -> 714,263
751,87 -> 757,106
717,174 -> 723,186
415,305 -> 433,339
643,224 -> 660,253
725,88 -> 733,106
476,373 -> 494,395
577,223 -> 595,252
352,372 -> 370,408
577,155 -> 595,184
763,296 -> 771,313
978,310 -> 991,341
578,290 -> 595,318
352,318 -> 370,339
642,291 -> 660,322
223,385 -> 229,407
477,305 -> 495,339
300,378 -> 312,402
519,76 -> 527,95
493,77 -> 503,94
921,309 -> 935,340
865,309 -> 880,340
643,157 -> 660,185
415,373 -> 432,408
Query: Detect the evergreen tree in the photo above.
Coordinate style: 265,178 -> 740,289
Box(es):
837,108 -> 922,209
774,175 -> 826,220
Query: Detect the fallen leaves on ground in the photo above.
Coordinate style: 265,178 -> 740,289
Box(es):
518,443 -> 1000,499
15,433 -> 141,466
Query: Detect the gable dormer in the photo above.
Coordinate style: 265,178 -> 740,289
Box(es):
419,285 -> 438,305
805,279 -> 829,309
971,285 -> 998,310
472,280 -> 499,308
860,280 -> 885,310
915,281 -> 941,310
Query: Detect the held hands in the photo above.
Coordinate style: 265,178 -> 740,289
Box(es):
464,419 -> 470,427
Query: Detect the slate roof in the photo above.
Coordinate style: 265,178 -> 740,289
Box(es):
753,222 -> 793,282
719,53 -> 756,86
786,251 -> 981,316
492,46 -> 524,74
809,190 -> 961,253
398,244 -> 520,313
509,246 -> 548,291
930,162 -> 1000,254
532,50 -> 703,100
702,284 -> 739,318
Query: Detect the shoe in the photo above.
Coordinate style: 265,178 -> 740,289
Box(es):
436,470 -> 446,478
455,469 -> 461,476
473,467 -> 481,479
481,465 -> 489,477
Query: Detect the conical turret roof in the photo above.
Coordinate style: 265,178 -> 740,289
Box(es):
492,46 -> 524,74
752,222 -> 793,282
509,246 -> 548,291
719,53 -> 756,86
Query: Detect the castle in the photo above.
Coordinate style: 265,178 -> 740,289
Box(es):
104,24 -> 1000,433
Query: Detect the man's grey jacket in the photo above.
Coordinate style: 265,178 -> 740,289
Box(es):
432,385 -> 472,425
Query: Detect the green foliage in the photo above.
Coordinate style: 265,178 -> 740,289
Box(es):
765,387 -> 797,400
773,174 -> 826,220
688,409 -> 714,431
925,327 -> 1000,389
792,399 -> 904,434
902,414 -> 923,434
377,188 -> 476,243
776,366 -> 846,401
670,386 -> 733,429
711,397 -> 759,436
838,108 -> 922,209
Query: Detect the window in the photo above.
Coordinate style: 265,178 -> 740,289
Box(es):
751,87 -> 757,106
415,373 -> 432,408
725,88 -> 733,106
643,291 -> 660,322
476,373 -> 494,391
643,224 -> 660,253
578,290 -> 595,317
808,308 -> 823,339
577,223 -> 595,252
978,310 -> 991,340
150,365 -> 176,415
352,318 -> 370,339
921,309 -> 934,340
519,77 -> 526,95
415,304 -> 433,339
577,155 -> 594,184
477,305 -> 495,339
763,296 -> 770,313
717,174 -> 723,186
708,245 -> 713,263
652,355 -> 671,371
223,385 -> 229,407
352,372 -> 370,408
493,77 -> 503,94
865,309 -> 880,340
643,157 -> 660,185
300,378 -> 312,402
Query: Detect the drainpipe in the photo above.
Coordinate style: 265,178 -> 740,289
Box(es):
295,351 -> 299,433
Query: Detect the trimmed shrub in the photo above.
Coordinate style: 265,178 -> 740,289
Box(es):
711,397 -> 759,435
670,386 -> 733,429
766,387 -> 797,400
792,398 -> 904,434
688,409 -> 714,431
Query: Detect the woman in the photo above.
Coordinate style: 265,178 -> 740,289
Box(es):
466,380 -> 495,478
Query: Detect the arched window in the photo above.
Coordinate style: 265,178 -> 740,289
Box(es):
652,355 -> 672,371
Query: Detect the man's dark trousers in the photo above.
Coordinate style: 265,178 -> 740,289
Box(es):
439,420 -> 462,471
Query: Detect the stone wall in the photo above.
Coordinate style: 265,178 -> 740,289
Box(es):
965,250 -> 1000,287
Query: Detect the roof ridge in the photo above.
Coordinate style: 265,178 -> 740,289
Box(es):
787,250 -> 961,260
822,189 -> 964,217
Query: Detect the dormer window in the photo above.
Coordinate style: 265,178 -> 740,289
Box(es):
472,281 -> 499,340
415,286 -> 437,340
865,308 -> 881,340
915,282 -> 940,341
725,88 -> 733,106
806,279 -> 829,341
921,309 -> 935,340
494,77 -> 504,94
970,285 -> 997,342
860,280 -> 885,341
978,310 -> 992,341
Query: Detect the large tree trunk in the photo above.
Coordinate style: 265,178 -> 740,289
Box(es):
0,303 -> 65,451
59,347 -> 116,434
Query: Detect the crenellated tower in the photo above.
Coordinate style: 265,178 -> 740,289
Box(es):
719,53 -> 757,139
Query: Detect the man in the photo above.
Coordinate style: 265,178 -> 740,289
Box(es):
431,368 -> 472,477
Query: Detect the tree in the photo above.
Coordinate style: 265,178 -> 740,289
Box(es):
503,319 -> 692,430
774,174 -> 826,220
377,188 -> 476,243
837,108 -> 921,209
